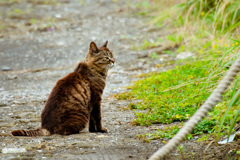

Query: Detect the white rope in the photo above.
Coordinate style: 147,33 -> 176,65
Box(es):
149,56 -> 240,160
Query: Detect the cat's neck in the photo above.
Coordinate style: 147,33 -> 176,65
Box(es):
74,62 -> 107,78
89,65 -> 107,77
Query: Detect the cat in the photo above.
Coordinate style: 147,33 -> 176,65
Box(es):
11,41 -> 115,136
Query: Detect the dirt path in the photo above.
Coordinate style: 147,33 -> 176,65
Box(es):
2,1 -> 238,160
0,0 -> 164,159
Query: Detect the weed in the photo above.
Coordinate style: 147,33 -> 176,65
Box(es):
136,1 -> 150,9
132,39 -> 162,51
150,52 -> 158,59
137,125 -> 181,141
0,0 -> 24,5
180,0 -> 240,32
79,0 -> 87,6
29,0 -> 57,5
166,34 -> 183,44
0,23 -> 6,32
30,18 -> 37,24
178,145 -> 186,160
0,0 -> 57,5
197,134 -> 210,142
8,8 -> 30,18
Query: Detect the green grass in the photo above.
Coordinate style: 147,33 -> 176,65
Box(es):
180,0 -> 240,33
132,38 -> 163,51
119,60 -> 216,125
120,1 -> 240,139
137,124 -> 183,142
117,42 -> 240,140
7,8 -> 32,18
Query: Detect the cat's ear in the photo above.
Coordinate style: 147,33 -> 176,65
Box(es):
89,42 -> 99,54
102,41 -> 108,47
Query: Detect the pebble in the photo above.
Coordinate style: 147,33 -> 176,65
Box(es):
7,75 -> 18,80
1,66 -> 11,71
96,135 -> 109,138
1,148 -> 27,154
43,137 -> 54,140
176,52 -> 193,59
0,103 -> 7,107
0,123 -> 15,127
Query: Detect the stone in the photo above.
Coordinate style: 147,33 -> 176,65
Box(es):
1,148 -> 27,153
176,52 -> 193,60
0,103 -> 7,107
1,66 -> 11,71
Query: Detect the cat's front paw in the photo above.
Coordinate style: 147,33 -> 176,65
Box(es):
89,128 -> 97,132
99,127 -> 108,133
89,126 -> 97,132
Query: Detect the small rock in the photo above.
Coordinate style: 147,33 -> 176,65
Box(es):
111,80 -> 123,84
0,133 -> 8,136
1,148 -> 27,153
0,103 -> 7,107
43,137 -> 54,140
56,41 -> 65,46
7,75 -> 18,80
1,66 -> 11,71
75,27 -> 82,31
55,14 -> 62,18
19,119 -> 30,123
18,112 -> 34,118
176,52 -> 193,60
0,123 -> 15,127
29,118 -> 40,122
125,67 -> 142,71
96,135 -> 109,138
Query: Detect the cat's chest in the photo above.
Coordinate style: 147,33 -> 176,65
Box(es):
89,73 -> 106,86
88,77 -> 105,95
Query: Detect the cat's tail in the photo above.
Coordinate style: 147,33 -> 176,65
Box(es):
11,128 -> 50,136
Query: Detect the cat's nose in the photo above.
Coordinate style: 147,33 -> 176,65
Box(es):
110,58 -> 115,64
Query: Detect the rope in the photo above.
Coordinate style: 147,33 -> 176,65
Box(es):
149,56 -> 240,160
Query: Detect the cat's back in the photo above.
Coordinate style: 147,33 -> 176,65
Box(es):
41,69 -> 91,131
50,71 -> 90,100
42,67 -> 91,115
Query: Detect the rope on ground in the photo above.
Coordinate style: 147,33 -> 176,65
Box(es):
149,56 -> 240,160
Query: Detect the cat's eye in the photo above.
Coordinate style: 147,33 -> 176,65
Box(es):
105,52 -> 111,56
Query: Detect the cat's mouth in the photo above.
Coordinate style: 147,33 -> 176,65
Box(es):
107,63 -> 114,68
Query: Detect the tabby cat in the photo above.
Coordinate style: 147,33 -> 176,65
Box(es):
11,41 -> 114,136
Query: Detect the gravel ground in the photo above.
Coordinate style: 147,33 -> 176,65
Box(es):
0,0 -> 238,160
0,0 -> 163,159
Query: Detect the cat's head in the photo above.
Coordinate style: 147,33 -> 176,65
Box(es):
87,41 -> 115,70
